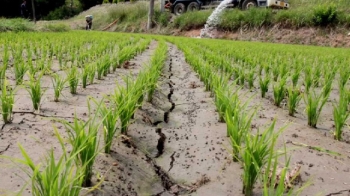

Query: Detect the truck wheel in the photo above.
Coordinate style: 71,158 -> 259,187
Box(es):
242,0 -> 257,10
174,3 -> 186,15
187,2 -> 199,11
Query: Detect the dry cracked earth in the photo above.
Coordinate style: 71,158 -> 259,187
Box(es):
0,41 -> 350,196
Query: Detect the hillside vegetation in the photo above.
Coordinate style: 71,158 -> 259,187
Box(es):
1,0 -> 350,47
36,0 -> 350,32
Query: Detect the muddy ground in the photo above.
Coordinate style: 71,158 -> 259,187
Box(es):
1,40 -> 350,196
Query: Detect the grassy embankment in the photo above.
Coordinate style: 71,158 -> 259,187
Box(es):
174,0 -> 350,30
67,0 -> 350,32
1,0 -> 350,34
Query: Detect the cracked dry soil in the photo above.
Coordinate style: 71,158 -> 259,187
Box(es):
1,42 -> 350,196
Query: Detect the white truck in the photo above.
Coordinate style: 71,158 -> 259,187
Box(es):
165,0 -> 289,15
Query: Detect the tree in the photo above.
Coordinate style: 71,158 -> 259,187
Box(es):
31,0 -> 36,23
0,0 -> 65,19
147,0 -> 155,30
78,0 -> 103,10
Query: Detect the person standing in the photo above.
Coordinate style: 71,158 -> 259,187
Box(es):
21,0 -> 27,18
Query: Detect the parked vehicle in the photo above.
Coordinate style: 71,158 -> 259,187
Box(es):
164,0 -> 289,15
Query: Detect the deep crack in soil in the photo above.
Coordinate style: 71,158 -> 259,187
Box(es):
129,44 -> 240,195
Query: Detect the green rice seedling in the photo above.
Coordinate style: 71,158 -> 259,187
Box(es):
241,120 -> 283,196
97,60 -> 104,80
37,58 -> 46,71
226,104 -> 256,162
291,66 -> 301,87
89,63 -> 97,85
0,45 -> 9,88
44,57 -> 53,75
63,110 -> 101,187
0,65 -> 7,90
13,60 -> 28,85
273,78 -> 287,107
63,59 -> 69,70
51,74 -> 67,102
17,145 -> 84,196
247,69 -> 255,89
264,63 -> 271,76
0,80 -> 15,124
58,54 -> 64,70
304,90 -> 329,128
287,86 -> 302,116
67,66 -> 79,94
93,98 -> 120,153
262,143 -> 308,196
262,143 -> 289,196
323,66 -> 336,87
82,64 -> 90,88
333,90 -> 350,141
70,52 -> 76,67
232,67 -> 239,81
146,42 -> 167,102
338,66 -> 350,89
112,77 -> 139,134
14,127 -> 90,196
239,68 -> 245,86
272,64 -> 280,82
147,73 -> 159,102
26,73 -> 44,111
322,79 -> 333,99
304,67 -> 312,93
102,56 -> 110,76
214,82 -> 236,123
201,65 -> 212,91
259,76 -> 270,98
28,60 -> 38,76
258,63 -> 264,76
280,62 -> 288,79
2,45 -> 9,68
312,65 -> 322,87
214,88 -> 230,123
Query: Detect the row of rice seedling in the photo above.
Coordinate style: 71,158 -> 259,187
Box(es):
89,40 -> 167,155
2,38 -> 168,195
108,41 -> 167,136
186,38 -> 350,141
0,33 -> 150,124
170,38 -> 300,195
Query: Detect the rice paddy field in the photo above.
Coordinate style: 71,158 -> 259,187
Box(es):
0,31 -> 350,196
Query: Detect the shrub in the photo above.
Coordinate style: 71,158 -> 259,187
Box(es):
154,11 -> 171,27
0,18 -> 34,32
243,7 -> 273,28
220,10 -> 245,30
173,10 -> 211,30
44,6 -> 82,20
312,4 -> 338,26
274,8 -> 313,28
42,23 -> 71,32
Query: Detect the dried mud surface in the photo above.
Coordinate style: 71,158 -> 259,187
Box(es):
0,41 -> 160,196
1,41 -> 350,196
